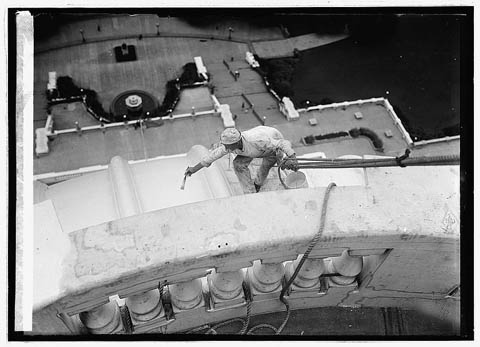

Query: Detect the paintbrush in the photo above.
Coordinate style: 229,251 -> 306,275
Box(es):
180,175 -> 187,190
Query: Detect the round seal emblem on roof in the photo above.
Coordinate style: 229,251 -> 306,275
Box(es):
125,95 -> 142,108
111,90 -> 159,121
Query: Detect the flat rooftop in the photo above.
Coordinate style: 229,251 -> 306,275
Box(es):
33,14 -> 459,176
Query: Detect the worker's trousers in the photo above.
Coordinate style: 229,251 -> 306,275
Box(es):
233,154 -> 281,193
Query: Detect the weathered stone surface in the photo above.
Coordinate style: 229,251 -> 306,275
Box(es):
33,165 -> 459,333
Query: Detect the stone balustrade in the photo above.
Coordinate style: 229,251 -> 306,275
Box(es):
66,251 -> 377,334
32,171 -> 460,335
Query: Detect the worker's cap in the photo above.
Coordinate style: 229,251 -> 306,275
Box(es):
220,128 -> 242,145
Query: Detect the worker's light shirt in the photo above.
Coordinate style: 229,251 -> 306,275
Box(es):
201,126 -> 295,167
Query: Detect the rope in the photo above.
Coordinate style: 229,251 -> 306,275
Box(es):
238,283 -> 252,334
395,149 -> 411,167
274,182 -> 336,335
277,160 -> 290,190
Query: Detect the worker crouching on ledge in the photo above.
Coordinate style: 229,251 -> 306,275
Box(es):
185,126 -> 299,193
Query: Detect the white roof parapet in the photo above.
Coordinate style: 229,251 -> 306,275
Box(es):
269,88 -> 281,101
297,97 -> 388,113
245,51 -> 260,68
382,98 -> 413,146
210,94 -> 221,110
48,71 -> 57,87
280,97 -> 299,120
45,114 -> 54,135
35,128 -> 49,156
413,135 -> 460,147
219,104 -> 235,128
194,56 -> 208,80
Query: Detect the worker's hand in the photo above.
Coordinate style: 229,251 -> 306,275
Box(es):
184,166 -> 195,176
283,154 -> 299,171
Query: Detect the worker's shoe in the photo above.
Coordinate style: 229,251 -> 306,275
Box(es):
254,183 -> 261,193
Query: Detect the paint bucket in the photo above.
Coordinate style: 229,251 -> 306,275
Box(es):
284,171 -> 308,189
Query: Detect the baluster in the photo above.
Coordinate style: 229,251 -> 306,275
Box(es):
247,260 -> 284,298
285,255 -> 325,289
328,249 -> 363,286
125,288 -> 163,324
79,301 -> 123,334
168,279 -> 204,312
208,269 -> 244,308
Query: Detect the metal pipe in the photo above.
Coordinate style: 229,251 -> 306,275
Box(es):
296,156 -> 459,169
292,155 -> 459,169
278,154 -> 458,189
